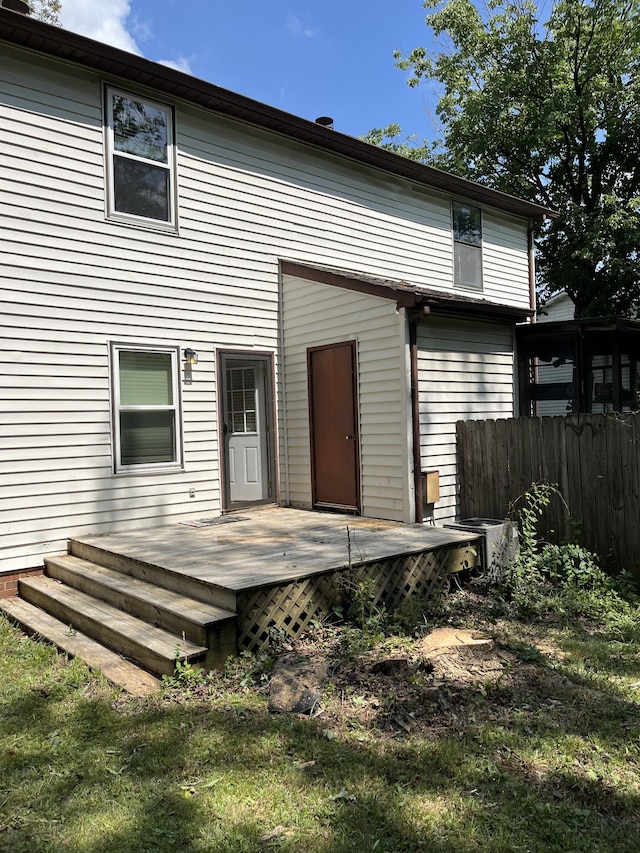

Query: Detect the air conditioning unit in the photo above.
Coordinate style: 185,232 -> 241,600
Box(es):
444,518 -> 518,581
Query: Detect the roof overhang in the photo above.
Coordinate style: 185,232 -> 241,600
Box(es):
281,261 -> 533,322
518,316 -> 640,340
517,316 -> 640,359
0,8 -> 556,223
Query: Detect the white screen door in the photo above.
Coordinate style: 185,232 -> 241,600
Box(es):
226,363 -> 266,502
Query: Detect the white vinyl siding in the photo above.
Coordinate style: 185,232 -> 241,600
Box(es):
1,43 -> 530,572
281,276 -> 412,522
417,318 -> 515,523
482,211 -> 531,307
538,292 -> 575,323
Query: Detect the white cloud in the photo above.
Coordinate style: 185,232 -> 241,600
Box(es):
129,14 -> 154,46
158,57 -> 193,75
60,0 -> 141,55
286,14 -> 316,38
58,1 -> 193,76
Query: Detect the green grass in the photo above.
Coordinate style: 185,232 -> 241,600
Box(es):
2,579 -> 640,853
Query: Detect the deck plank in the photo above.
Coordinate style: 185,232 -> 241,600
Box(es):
46,554 -> 235,629
0,597 -> 161,696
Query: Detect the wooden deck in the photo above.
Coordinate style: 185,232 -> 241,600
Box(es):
71,506 -> 477,593
72,507 -> 480,652
2,508 -> 481,694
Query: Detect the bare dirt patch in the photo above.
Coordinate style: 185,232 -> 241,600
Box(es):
265,623 -> 546,739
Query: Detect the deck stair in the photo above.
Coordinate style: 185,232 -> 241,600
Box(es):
1,549 -> 237,693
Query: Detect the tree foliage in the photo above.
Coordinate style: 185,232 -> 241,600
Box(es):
29,0 -> 61,26
384,0 -> 640,317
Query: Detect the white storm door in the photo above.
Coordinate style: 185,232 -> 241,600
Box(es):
226,365 -> 264,502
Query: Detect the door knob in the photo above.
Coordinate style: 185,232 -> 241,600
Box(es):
345,434 -> 355,440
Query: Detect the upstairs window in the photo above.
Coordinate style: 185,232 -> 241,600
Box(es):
452,201 -> 483,290
106,87 -> 176,227
112,345 -> 182,472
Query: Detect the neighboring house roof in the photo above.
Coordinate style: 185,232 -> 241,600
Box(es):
544,291 -> 573,308
0,8 -> 556,224
538,291 -> 575,323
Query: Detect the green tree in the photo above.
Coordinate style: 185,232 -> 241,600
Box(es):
383,0 -> 640,318
30,0 -> 61,25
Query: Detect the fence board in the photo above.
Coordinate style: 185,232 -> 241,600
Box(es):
619,414 -> 639,572
456,411 -> 640,581
582,415 -> 598,554
494,418 -> 509,517
485,418 -> 497,517
606,416 -> 625,566
456,421 -> 470,516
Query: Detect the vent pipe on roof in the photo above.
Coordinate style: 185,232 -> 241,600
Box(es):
315,116 -> 334,129
0,0 -> 31,13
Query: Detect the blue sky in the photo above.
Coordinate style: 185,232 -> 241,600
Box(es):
58,0 -> 442,141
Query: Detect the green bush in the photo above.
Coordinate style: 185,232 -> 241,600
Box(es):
501,482 -> 640,633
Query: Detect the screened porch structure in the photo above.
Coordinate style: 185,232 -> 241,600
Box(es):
517,317 -> 640,416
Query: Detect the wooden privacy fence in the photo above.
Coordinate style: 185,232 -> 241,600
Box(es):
456,412 -> 640,580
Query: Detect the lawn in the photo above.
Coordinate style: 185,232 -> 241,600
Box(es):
2,567 -> 640,853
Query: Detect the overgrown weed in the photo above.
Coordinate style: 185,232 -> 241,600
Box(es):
500,482 -> 640,637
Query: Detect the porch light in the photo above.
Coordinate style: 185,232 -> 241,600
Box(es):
183,348 -> 198,366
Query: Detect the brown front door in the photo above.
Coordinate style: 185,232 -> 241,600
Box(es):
308,341 -> 360,512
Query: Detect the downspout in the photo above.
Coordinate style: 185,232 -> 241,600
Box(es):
409,307 -> 429,523
527,215 -> 547,323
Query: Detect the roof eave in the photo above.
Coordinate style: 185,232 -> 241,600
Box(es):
281,260 -> 533,322
0,9 -> 556,223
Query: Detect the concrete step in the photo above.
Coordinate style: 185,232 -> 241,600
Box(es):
45,554 -> 237,659
68,538 -> 237,612
19,576 -> 208,678
0,597 -> 161,696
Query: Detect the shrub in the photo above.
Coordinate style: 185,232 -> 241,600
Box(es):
501,482 -> 640,632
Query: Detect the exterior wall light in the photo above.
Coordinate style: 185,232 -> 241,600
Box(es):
183,348 -> 198,365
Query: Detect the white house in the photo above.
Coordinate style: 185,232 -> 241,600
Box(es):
0,7 -> 554,580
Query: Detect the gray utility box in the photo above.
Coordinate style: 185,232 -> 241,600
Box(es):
444,518 -> 519,581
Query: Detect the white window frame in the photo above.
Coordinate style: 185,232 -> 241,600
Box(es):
110,343 -> 183,474
452,200 -> 484,291
105,86 -> 177,229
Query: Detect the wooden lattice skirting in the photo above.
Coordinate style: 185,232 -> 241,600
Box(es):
236,543 -> 476,652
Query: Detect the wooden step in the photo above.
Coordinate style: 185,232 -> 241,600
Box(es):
68,539 -> 237,612
0,597 -> 161,696
45,554 -> 237,651
19,577 -> 208,677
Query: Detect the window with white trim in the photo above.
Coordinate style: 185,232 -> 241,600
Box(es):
112,345 -> 182,472
105,87 -> 176,227
452,200 -> 483,290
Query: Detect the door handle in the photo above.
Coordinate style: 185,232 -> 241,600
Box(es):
345,434 -> 355,440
